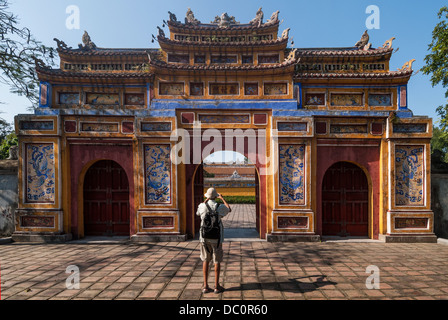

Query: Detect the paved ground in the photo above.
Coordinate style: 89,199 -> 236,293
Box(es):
222,204 -> 256,229
1,205 -> 448,301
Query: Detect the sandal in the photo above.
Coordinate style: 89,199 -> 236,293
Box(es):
202,286 -> 212,293
214,285 -> 225,294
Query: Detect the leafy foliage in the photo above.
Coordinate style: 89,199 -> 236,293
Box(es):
0,131 -> 17,159
422,7 -> 448,97
0,0 -> 55,107
422,7 -> 448,163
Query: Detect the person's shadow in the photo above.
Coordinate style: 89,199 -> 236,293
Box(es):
225,275 -> 337,293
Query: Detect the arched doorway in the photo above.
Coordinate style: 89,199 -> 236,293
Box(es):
83,160 -> 130,236
193,151 -> 261,239
322,162 -> 369,237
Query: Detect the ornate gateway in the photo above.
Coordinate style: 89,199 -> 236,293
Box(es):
13,8 -> 435,243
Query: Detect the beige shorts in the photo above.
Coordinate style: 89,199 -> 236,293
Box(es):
200,241 -> 223,264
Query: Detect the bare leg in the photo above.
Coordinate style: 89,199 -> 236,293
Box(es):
214,262 -> 220,288
203,261 -> 210,288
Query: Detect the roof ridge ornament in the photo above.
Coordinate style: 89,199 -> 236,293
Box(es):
286,48 -> 299,63
355,30 -> 370,50
211,12 -> 239,28
266,10 -> 280,24
78,31 -> 96,50
281,28 -> 290,40
168,11 -> 177,22
399,59 -> 416,71
157,26 -> 166,38
249,7 -> 264,27
185,8 -> 200,25
382,37 -> 395,49
53,38 -> 71,50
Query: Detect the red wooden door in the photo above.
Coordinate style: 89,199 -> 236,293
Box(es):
322,162 -> 368,237
84,160 -> 130,236
193,163 -> 204,234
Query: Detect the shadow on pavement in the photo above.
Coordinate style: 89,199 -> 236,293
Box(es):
225,275 -> 337,293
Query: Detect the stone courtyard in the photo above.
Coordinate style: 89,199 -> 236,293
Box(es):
1,205 -> 448,301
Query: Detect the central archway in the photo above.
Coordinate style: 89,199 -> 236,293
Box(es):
192,151 -> 261,240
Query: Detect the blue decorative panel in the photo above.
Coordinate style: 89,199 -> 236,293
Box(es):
393,124 -> 427,133
278,122 -> 308,132
395,145 -> 424,206
199,114 -> 249,124
368,94 -> 392,106
20,121 -> 54,131
330,124 -> 368,134
279,145 -> 305,205
26,144 -> 55,203
141,122 -> 172,132
59,93 -> 80,105
144,145 -> 171,204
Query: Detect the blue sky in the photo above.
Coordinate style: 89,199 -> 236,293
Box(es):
0,0 -> 447,126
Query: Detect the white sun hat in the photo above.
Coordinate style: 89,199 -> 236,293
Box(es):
204,187 -> 219,199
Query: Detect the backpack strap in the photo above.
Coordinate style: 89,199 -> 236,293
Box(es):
204,201 -> 219,214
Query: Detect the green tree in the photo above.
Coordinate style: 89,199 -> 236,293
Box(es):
422,7 -> 448,131
432,126 -> 448,163
0,0 -> 55,107
0,132 -> 17,159
0,0 -> 55,158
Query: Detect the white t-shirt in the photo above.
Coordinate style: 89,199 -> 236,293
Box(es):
196,199 -> 230,244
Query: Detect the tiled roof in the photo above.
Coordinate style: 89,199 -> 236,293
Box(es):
150,58 -> 297,71
294,69 -> 413,80
57,47 -> 156,57
295,47 -> 393,58
158,36 -> 288,47
167,19 -> 279,31
36,66 -> 154,79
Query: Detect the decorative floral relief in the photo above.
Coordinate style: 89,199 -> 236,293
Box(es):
368,94 -> 392,106
209,83 -> 239,95
168,54 -> 189,64
86,93 -> 120,105
143,217 -> 174,228
277,122 -> 307,132
141,122 -> 172,132
278,217 -> 308,229
190,83 -> 204,96
19,121 -> 54,131
159,83 -> 184,95
125,94 -> 145,105
244,83 -> 258,96
395,145 -> 424,206
279,145 -> 305,205
26,144 -> 55,203
258,54 -> 279,64
145,145 -> 171,204
264,83 -> 287,95
330,93 -> 363,106
59,93 -> 80,105
330,125 -> 368,134
305,93 -> 325,106
21,216 -> 55,228
198,114 -> 250,124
